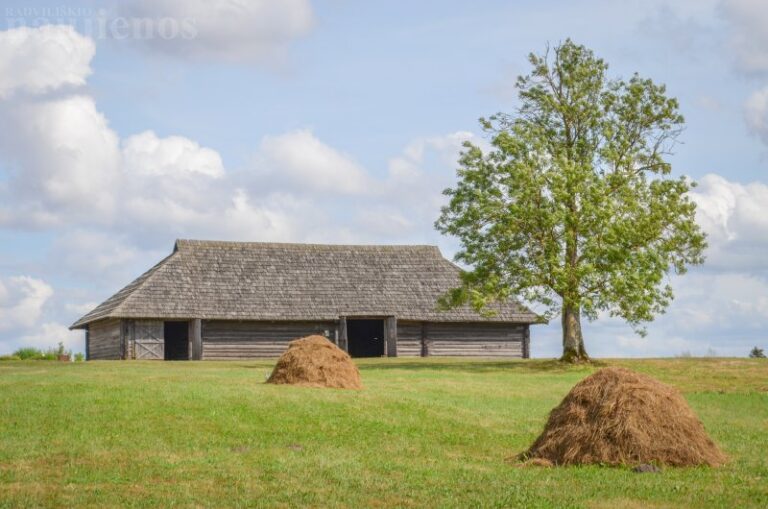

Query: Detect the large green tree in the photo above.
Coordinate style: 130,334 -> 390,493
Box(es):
436,40 -> 706,362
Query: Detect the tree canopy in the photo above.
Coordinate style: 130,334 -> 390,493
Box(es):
436,40 -> 706,362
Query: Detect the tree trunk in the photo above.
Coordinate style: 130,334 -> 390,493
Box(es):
560,304 -> 589,363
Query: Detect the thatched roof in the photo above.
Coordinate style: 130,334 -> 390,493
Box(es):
71,239 -> 538,329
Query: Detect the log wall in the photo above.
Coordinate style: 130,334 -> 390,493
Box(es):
87,318 -> 122,360
201,320 -> 336,359
397,321 -> 528,358
88,318 -> 531,360
396,321 -> 424,357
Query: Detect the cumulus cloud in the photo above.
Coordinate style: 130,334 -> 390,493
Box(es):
256,129 -> 373,195
123,131 -> 225,178
116,0 -> 313,64
0,25 -> 94,98
0,276 -> 53,332
689,173 -> 768,271
0,25 -> 325,338
0,95 -> 121,226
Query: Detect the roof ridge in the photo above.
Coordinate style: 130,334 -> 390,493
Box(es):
175,238 -> 440,250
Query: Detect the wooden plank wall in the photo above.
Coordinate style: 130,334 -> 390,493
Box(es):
395,321 -> 423,357
397,321 -> 527,358
87,318 -> 122,360
202,320 -> 336,360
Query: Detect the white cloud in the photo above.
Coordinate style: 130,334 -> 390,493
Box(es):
0,276 -> 53,332
0,95 -> 121,226
116,0 -> 313,64
256,129 -> 373,195
123,131 -> 225,178
0,25 -> 94,98
689,173 -> 768,270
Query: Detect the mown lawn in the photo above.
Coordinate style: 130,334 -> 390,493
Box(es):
0,358 -> 766,508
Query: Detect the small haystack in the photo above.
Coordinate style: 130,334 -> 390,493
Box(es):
267,335 -> 363,389
522,367 -> 726,467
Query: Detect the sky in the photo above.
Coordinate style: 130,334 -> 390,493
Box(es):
0,0 -> 767,358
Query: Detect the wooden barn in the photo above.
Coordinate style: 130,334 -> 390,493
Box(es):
70,240 -> 539,360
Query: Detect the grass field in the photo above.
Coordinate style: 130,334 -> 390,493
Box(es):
0,358 -> 766,508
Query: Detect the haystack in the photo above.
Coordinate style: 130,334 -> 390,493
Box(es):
267,335 -> 362,389
522,367 -> 726,467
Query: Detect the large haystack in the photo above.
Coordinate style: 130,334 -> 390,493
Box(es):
522,367 -> 726,467
267,335 -> 363,389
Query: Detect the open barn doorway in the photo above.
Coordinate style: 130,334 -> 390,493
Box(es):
347,319 -> 384,357
164,321 -> 189,360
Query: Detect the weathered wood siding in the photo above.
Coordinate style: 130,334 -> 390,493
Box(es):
87,318 -> 122,360
395,321 -> 424,357
202,320 -> 336,359
397,321 -> 527,358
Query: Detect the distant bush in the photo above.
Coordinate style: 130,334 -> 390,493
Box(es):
0,354 -> 21,361
13,347 -> 43,360
750,347 -> 766,359
12,343 -> 72,360
74,352 -> 85,362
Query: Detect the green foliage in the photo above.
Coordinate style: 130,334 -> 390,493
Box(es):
13,347 -> 44,360
0,354 -> 21,361
0,358 -> 765,507
74,352 -> 85,362
12,344 -> 72,360
750,347 -> 766,358
436,40 -> 706,354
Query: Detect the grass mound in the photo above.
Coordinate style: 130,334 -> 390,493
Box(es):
266,335 -> 362,389
522,367 -> 726,467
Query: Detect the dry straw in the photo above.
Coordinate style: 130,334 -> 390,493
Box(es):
522,367 -> 726,467
267,335 -> 363,390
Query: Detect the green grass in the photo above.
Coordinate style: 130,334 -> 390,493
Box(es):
0,358 -> 766,508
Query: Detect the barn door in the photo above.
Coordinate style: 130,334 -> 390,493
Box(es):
134,320 -> 164,360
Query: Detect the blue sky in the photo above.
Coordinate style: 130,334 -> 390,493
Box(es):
0,0 -> 766,358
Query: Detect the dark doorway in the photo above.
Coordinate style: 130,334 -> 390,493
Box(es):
347,319 -> 384,358
164,321 -> 189,360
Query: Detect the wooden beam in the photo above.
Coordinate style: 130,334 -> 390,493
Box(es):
85,327 -> 90,361
420,322 -> 428,357
339,316 -> 348,352
523,325 -> 531,359
385,316 -> 398,357
190,319 -> 202,360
